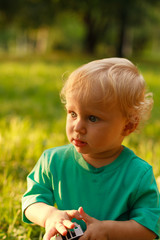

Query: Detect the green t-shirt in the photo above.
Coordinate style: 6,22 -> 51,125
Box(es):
22,144 -> 160,238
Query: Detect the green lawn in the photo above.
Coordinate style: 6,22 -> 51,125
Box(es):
0,54 -> 160,239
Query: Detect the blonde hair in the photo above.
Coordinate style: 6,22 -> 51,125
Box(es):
60,58 -> 153,128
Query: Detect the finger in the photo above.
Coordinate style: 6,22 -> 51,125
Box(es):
63,219 -> 75,229
43,227 -> 57,240
78,207 -> 84,216
67,210 -> 83,220
55,222 -> 68,236
78,207 -> 93,225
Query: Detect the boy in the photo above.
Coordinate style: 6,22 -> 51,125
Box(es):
22,58 -> 160,240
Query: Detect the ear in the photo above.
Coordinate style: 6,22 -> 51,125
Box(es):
123,120 -> 139,136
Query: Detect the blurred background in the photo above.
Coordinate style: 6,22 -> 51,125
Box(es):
0,0 -> 160,58
0,0 -> 160,239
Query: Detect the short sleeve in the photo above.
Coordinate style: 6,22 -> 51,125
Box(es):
130,167 -> 160,238
22,152 -> 55,223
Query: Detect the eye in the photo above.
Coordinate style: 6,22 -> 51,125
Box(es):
88,115 -> 98,122
70,111 -> 77,118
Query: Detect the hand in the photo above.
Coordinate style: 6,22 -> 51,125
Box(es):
43,208 -> 82,240
78,207 -> 109,240
78,207 -> 156,240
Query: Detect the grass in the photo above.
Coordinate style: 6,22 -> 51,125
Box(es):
0,53 -> 160,239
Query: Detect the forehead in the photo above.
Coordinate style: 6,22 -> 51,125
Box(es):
66,90 -> 102,109
65,83 -> 115,108
66,93 -> 99,107
66,93 -> 117,115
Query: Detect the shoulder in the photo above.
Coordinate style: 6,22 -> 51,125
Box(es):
122,147 -> 159,204
27,144 -> 75,179
120,146 -> 154,188
43,144 -> 73,158
40,144 -> 74,168
123,146 -> 152,173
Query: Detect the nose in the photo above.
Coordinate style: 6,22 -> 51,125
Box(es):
74,118 -> 86,135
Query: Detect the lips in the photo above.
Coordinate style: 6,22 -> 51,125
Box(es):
72,139 -> 87,147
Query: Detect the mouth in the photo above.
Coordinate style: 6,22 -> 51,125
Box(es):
72,139 -> 87,147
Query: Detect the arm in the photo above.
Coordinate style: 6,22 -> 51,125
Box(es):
106,220 -> 156,240
25,202 -> 82,240
79,207 -> 156,240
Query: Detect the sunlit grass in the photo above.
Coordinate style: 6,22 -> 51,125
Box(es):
0,54 -> 160,239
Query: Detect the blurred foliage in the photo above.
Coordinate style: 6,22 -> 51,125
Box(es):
0,0 -> 160,57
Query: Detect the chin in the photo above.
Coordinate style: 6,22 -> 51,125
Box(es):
74,146 -> 89,154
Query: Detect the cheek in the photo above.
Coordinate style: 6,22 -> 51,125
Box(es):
89,127 -> 107,141
66,120 -> 72,136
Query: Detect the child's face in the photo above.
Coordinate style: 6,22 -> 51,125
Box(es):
66,93 -> 127,166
